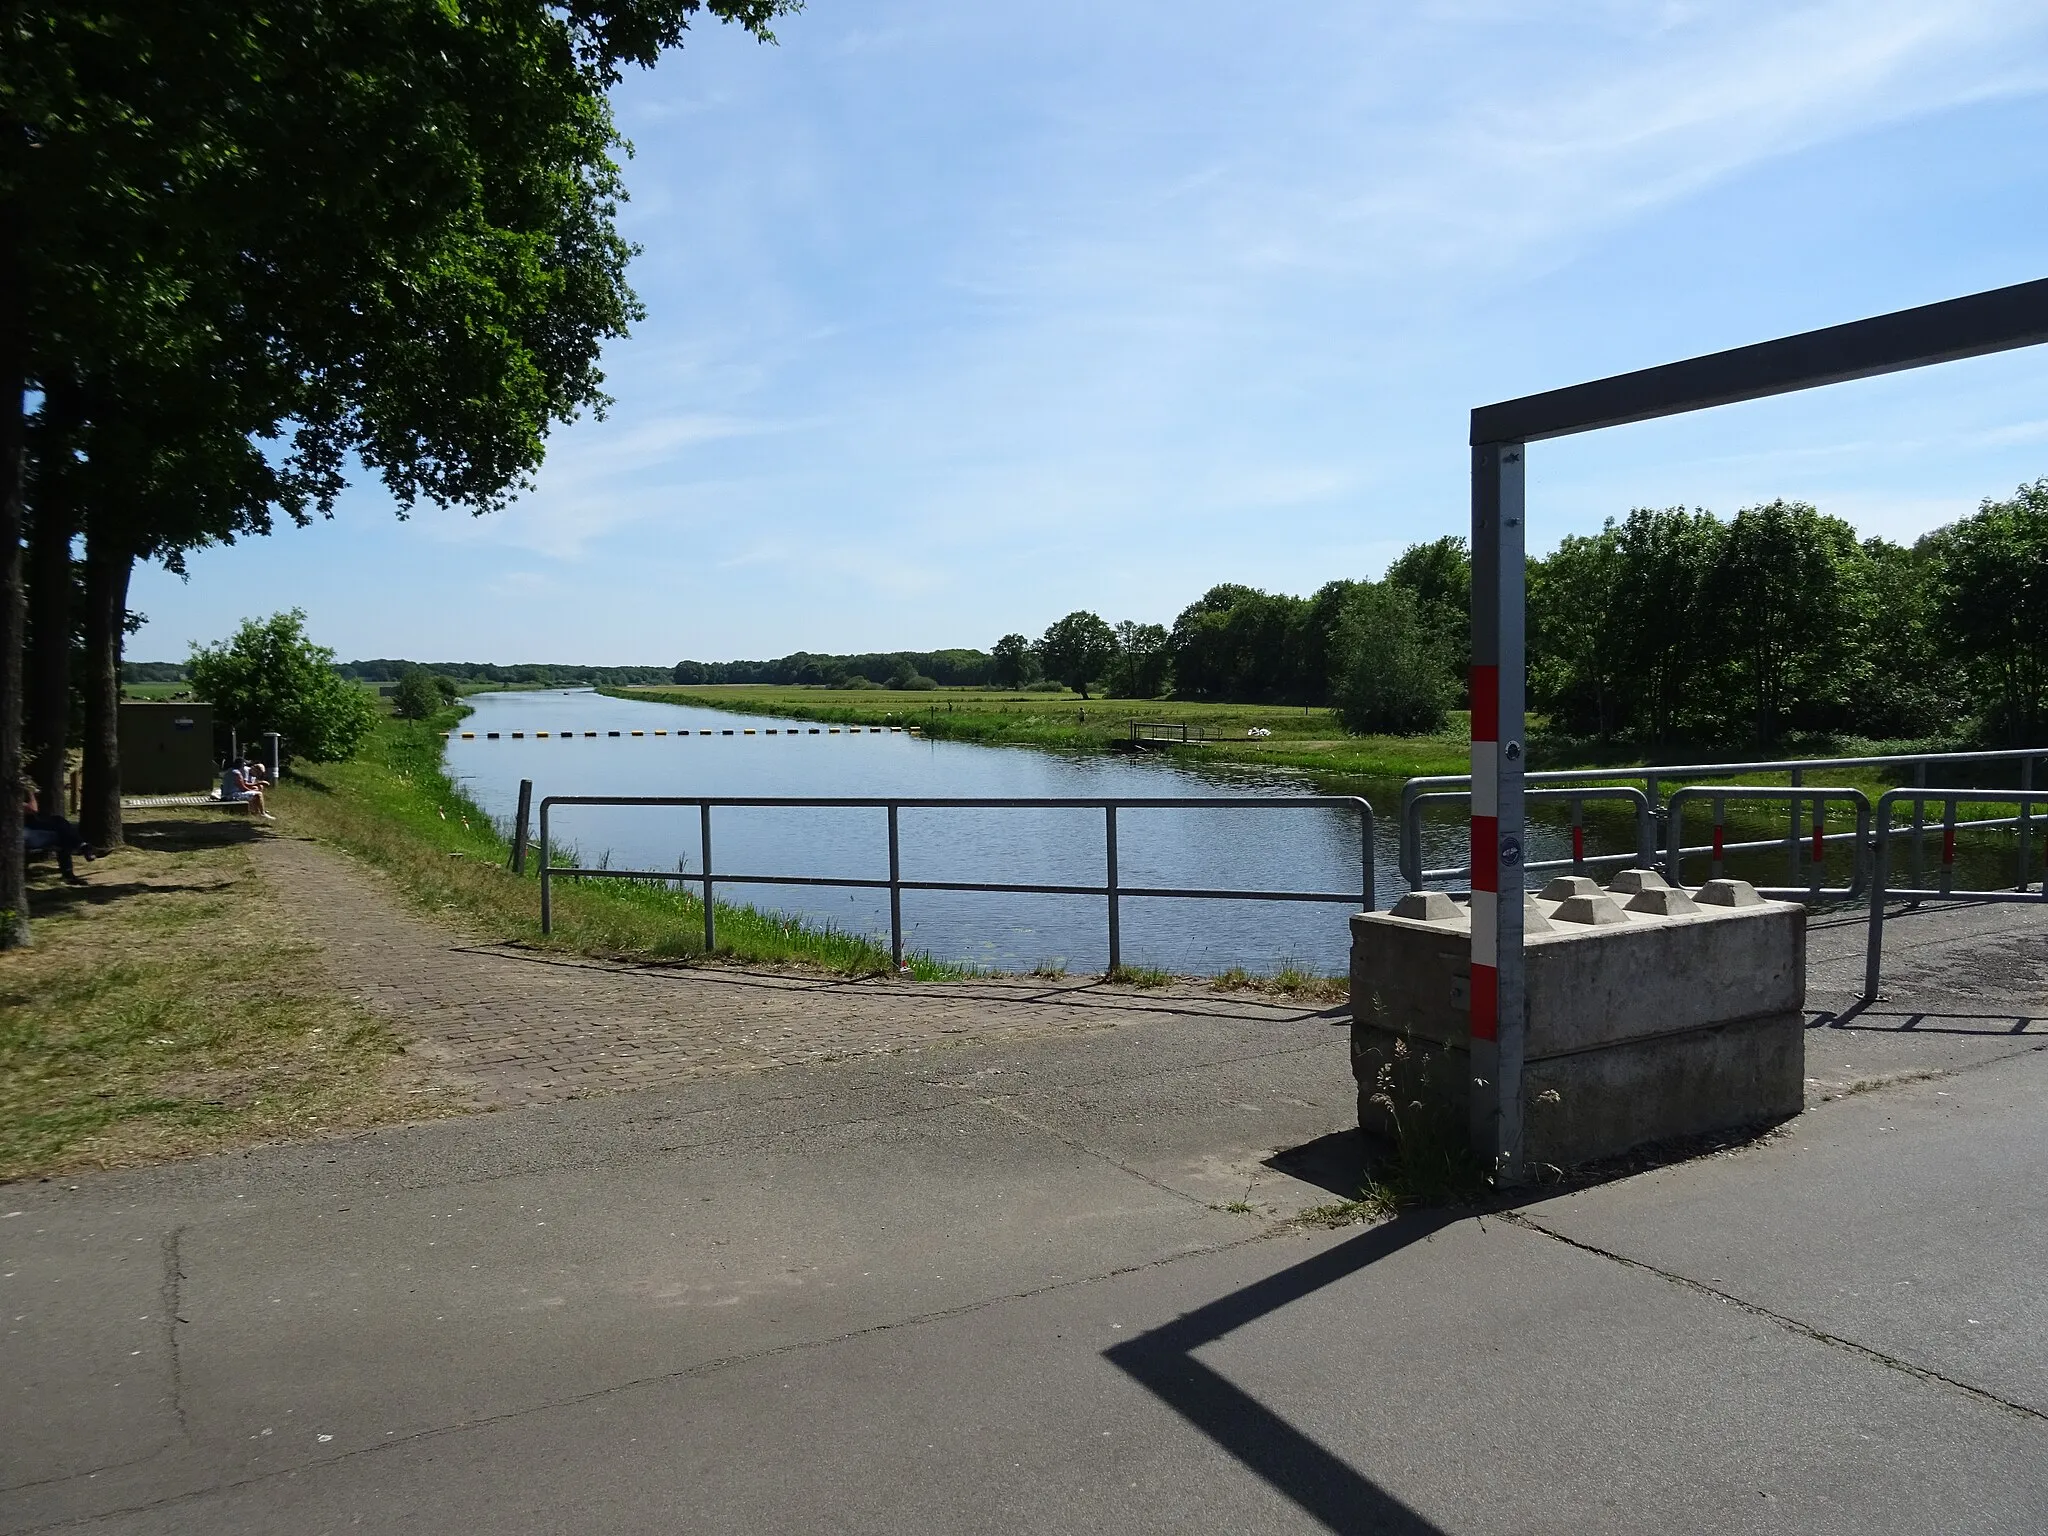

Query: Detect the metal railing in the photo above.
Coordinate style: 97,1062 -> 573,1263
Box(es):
1128,721 -> 1209,746
1665,785 -> 1870,900
1864,787 -> 2048,1000
537,794 -> 1375,971
1400,746 -> 2045,896
1403,786 -> 1653,888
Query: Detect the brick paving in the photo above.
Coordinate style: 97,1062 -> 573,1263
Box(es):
251,833 -> 1336,1107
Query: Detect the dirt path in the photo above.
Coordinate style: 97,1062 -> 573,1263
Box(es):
251,833 -> 1339,1108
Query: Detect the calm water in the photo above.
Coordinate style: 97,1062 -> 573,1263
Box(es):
444,689 -> 1565,975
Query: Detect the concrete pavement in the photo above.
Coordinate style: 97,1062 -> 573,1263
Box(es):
6,900 -> 2047,1533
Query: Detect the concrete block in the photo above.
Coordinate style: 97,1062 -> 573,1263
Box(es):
1391,890 -> 1465,923
1607,867 -> 1669,896
1551,893 -> 1630,926
1697,878 -> 1766,907
1626,886 -> 1699,917
1539,875 -> 1602,901
1350,883 -> 1805,1169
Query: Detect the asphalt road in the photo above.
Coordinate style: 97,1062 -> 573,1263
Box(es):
6,903 -> 2047,1534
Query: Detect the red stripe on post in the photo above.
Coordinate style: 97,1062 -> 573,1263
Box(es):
1470,963 -> 1498,1042
1471,815 -> 1499,892
1812,810 -> 1825,865
1943,825 -> 1956,865
1470,665 -> 1499,743
1571,825 -> 1585,863
1713,824 -> 1724,859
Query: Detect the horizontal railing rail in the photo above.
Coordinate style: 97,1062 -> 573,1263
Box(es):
537,794 -> 1375,972
1400,745 -> 2045,896
1666,785 -> 1871,901
1404,786 -> 1653,888
1865,787 -> 2048,1000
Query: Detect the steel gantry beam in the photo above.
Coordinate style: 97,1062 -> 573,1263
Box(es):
1465,276 -> 2048,1182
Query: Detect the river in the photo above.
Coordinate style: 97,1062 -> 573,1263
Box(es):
442,689 -> 1586,976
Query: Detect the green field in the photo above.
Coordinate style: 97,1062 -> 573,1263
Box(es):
610,684 -> 1473,783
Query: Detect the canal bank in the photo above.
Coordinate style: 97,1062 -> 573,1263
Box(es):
441,689 -> 1578,977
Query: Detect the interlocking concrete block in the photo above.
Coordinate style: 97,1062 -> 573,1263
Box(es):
1351,883 -> 1805,1168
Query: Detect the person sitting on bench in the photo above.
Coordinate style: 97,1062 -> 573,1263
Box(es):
220,759 -> 275,819
22,782 -> 90,885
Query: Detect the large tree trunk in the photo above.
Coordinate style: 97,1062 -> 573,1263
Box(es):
81,520 -> 131,851
26,494 -> 73,812
0,215 -> 29,946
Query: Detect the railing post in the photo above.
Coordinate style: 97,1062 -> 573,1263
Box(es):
1864,805 -> 1891,1001
1359,801 -> 1375,911
1104,804 -> 1121,974
1646,773 -> 1662,878
2019,756 -> 2034,893
1711,793 -> 1726,880
1786,766 -> 1804,890
538,799 -> 552,934
1940,798 -> 1957,898
510,779 -> 533,875
888,804 -> 904,971
1911,759 -> 1927,892
1808,795 -> 1824,897
1570,796 -> 1584,874
700,802 -> 716,952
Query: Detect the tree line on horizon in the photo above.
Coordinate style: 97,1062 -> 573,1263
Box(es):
664,482 -> 2048,750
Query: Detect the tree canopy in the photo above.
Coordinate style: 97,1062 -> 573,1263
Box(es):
188,612 -> 380,764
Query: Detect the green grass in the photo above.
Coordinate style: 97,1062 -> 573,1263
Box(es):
0,815 -> 450,1180
277,708 -> 965,979
607,683 -> 1472,783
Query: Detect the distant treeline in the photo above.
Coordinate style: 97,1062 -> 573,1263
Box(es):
670,650 -> 995,689
1000,480 -> 2048,749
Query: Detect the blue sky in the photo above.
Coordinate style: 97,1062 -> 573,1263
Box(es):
132,1 -> 2048,666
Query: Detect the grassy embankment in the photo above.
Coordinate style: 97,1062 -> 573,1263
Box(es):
613,686 -> 2037,883
611,684 -> 1472,782
0,812 -> 459,1181
277,707 -> 964,979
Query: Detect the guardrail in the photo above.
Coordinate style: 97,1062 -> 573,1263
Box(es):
537,794 -> 1376,971
1666,785 -> 1871,900
1403,786 -> 1653,888
1400,746 -> 2045,896
1863,788 -> 2048,1000
1127,721 -> 1209,746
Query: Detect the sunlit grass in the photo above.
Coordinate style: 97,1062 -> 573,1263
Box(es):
0,818 -> 448,1180
278,710 -> 965,980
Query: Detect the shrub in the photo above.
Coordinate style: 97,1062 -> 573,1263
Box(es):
188,610 -> 380,763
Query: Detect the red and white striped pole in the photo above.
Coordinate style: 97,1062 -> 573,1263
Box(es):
1470,440 -> 1528,1181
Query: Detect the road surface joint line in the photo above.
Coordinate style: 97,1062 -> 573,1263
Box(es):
1498,1209 -> 2048,1425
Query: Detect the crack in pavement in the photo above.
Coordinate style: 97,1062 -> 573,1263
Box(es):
1498,1210 -> 2048,1426
158,1228 -> 189,1441
5,1220 -> 1297,1532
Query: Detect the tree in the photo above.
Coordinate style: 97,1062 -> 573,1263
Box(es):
1035,612 -> 1117,698
1529,528 -> 1626,740
1385,536 -> 1471,690
391,667 -> 444,721
1107,621 -> 1170,699
991,633 -> 1038,689
1706,500 -> 1863,746
1,0 -> 797,937
188,612 -> 379,765
1928,480 -> 2048,744
1329,583 -> 1451,735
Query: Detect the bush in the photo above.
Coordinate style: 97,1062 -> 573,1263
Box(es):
390,668 -> 442,721
188,610 -> 381,763
1329,583 -> 1452,735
